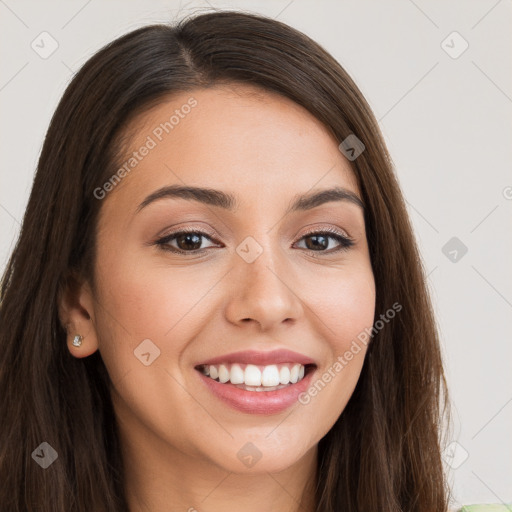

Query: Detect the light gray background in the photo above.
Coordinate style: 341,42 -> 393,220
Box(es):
1,0 -> 511,508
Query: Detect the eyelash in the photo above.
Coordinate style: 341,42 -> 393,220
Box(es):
154,226 -> 355,257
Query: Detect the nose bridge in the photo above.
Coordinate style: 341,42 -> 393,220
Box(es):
239,235 -> 282,289
225,234 -> 303,328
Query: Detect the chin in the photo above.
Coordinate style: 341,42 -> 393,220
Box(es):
202,433 -> 317,475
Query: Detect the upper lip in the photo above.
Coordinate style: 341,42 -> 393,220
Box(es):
196,349 -> 316,367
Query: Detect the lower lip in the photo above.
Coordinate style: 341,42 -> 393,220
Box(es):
196,368 -> 316,415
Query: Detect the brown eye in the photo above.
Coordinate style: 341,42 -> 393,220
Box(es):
295,229 -> 355,254
173,232 -> 203,251
155,230 -> 219,254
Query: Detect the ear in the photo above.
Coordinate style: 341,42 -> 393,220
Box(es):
58,272 -> 99,358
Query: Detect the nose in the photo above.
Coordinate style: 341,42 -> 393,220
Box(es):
224,240 -> 304,331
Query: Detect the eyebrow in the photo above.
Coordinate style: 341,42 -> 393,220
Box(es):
136,184 -> 365,213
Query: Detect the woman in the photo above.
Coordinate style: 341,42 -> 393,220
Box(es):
0,10 -> 452,511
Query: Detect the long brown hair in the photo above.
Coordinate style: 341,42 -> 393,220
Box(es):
0,10 -> 451,511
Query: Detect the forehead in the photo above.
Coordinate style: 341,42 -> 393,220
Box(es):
105,84 -> 360,214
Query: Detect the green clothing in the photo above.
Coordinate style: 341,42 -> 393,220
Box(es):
458,505 -> 512,511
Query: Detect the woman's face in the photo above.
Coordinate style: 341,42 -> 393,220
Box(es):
81,84 -> 375,474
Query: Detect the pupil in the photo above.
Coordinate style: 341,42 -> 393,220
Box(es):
306,235 -> 327,250
178,233 -> 201,250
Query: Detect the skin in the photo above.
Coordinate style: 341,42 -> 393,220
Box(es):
59,84 -> 376,512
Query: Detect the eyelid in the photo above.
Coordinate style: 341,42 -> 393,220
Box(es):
155,224 -> 219,241
297,224 -> 351,240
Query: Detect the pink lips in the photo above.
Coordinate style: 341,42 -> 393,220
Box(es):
195,349 -> 317,415
197,369 -> 315,414
196,349 -> 316,367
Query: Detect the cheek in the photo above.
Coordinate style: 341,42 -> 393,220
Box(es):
296,263 -> 375,422
330,278 -> 375,345
94,242 -> 201,340
90,252 -> 213,443
306,261 -> 376,350
91,245 -> 228,389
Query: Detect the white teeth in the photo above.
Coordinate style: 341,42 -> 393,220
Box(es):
218,364 -> 230,383
244,364 -> 261,386
230,363 -> 244,384
261,365 -> 280,387
199,362 -> 310,389
279,366 -> 290,385
290,364 -> 300,383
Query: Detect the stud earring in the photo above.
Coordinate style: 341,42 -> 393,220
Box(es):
72,334 -> 83,347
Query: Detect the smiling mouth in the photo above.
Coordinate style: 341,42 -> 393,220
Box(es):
195,362 -> 316,392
